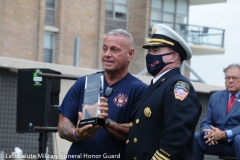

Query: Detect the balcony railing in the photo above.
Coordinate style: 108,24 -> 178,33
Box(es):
149,22 -> 225,48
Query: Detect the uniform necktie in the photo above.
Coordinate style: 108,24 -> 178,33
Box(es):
227,95 -> 236,113
149,79 -> 153,86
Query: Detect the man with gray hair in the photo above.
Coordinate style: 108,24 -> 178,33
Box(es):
194,63 -> 240,159
58,29 -> 147,159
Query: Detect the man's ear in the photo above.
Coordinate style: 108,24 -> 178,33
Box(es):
172,52 -> 180,61
128,48 -> 134,61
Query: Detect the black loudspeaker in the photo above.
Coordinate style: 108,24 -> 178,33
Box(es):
17,68 -> 61,133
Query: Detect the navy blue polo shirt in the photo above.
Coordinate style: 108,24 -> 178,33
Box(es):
58,71 -> 147,160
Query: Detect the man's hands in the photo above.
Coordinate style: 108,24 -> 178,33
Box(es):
59,96 -> 129,143
74,97 -> 109,141
74,112 -> 101,140
204,125 -> 227,145
98,97 -> 109,122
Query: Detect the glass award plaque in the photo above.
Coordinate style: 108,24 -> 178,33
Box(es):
78,73 -> 105,128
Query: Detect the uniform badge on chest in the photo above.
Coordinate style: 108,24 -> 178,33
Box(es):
113,93 -> 128,107
144,107 -> 152,118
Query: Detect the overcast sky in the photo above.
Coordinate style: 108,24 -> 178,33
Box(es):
189,0 -> 240,87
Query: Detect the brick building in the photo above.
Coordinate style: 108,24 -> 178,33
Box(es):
0,0 -> 149,74
1,0 -> 226,76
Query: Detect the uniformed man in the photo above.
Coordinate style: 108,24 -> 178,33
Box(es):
125,24 -> 202,160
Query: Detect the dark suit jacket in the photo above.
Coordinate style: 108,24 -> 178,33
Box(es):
125,68 -> 202,160
200,90 -> 240,137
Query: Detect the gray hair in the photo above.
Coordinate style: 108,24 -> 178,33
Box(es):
105,29 -> 134,48
223,63 -> 240,74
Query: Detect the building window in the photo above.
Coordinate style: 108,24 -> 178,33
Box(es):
44,32 -> 55,63
105,0 -> 128,33
150,0 -> 162,28
149,0 -> 189,36
176,0 -> 188,24
45,0 -> 56,26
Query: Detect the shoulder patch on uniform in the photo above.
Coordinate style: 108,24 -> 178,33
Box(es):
174,81 -> 190,101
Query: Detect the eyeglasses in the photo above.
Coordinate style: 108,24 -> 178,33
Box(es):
225,76 -> 240,81
104,86 -> 113,102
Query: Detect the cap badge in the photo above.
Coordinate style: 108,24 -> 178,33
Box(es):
174,81 -> 190,101
152,27 -> 157,34
144,107 -> 152,118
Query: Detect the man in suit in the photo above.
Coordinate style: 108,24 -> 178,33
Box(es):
125,24 -> 202,160
194,63 -> 240,159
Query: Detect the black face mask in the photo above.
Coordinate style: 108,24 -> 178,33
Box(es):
146,52 -> 174,77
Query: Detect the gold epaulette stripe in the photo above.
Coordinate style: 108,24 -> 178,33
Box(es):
159,154 -> 170,160
152,155 -> 164,160
159,149 -> 170,156
148,39 -> 174,46
155,150 -> 170,160
152,156 -> 157,160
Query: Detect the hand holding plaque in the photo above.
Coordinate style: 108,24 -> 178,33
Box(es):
78,73 -> 105,128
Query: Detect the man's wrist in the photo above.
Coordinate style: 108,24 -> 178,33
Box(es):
225,130 -> 233,142
103,118 -> 110,128
224,131 -> 227,139
73,129 -> 82,141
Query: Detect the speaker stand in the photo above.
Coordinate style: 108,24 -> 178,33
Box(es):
34,126 -> 58,160
38,132 -> 48,160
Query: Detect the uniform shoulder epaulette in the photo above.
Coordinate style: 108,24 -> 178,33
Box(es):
152,149 -> 170,160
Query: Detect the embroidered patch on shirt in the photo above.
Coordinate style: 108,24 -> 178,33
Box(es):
113,93 -> 128,107
174,81 -> 190,101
